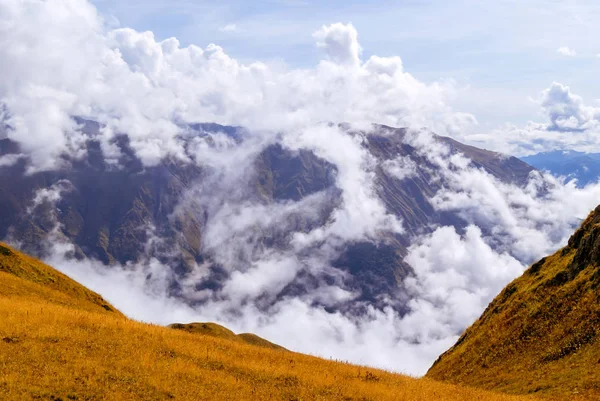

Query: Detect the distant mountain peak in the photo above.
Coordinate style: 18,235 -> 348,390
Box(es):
521,149 -> 600,187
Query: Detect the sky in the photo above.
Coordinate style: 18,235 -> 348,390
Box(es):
90,0 -> 600,132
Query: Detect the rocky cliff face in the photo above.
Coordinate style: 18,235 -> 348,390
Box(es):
0,123 -> 534,312
427,205 -> 600,400
568,205 -> 600,278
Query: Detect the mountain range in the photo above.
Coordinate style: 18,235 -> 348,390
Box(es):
521,150 -> 600,187
3,121 -> 600,399
0,122 -> 534,313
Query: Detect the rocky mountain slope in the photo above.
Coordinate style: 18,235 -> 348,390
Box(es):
0,122 -> 534,311
0,243 -> 540,401
427,205 -> 600,400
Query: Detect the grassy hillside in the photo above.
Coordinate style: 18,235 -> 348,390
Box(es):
428,206 -> 600,400
0,243 -> 539,400
169,322 -> 286,350
0,242 -> 122,316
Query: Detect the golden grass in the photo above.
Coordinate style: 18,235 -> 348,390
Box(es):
169,322 -> 286,350
0,243 -> 538,401
0,243 -> 122,317
427,210 -> 600,400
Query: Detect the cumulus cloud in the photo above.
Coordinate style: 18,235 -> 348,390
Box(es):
541,82 -> 600,131
403,225 -> 524,340
313,22 -> 362,67
464,82 -> 600,155
557,46 -> 577,57
0,0 -> 474,172
219,24 -> 238,33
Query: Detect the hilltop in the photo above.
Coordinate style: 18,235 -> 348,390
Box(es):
427,205 -> 600,400
169,322 -> 286,350
0,243 -> 535,400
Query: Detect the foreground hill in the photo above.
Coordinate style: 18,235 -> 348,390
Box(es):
0,242 -> 122,316
427,205 -> 600,400
0,243 -> 534,400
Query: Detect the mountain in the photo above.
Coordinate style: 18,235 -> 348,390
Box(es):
521,150 -> 600,187
427,205 -> 600,400
0,122 -> 534,313
0,243 -> 539,400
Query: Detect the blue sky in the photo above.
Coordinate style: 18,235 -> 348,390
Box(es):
91,0 -> 600,130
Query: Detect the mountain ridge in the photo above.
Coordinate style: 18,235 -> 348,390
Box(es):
0,122 -> 536,313
427,204 -> 600,400
521,150 -> 600,187
0,242 -> 123,316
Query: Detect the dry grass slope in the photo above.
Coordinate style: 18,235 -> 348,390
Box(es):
0,242 -> 122,316
427,206 -> 600,401
169,322 -> 286,350
0,243 -> 537,400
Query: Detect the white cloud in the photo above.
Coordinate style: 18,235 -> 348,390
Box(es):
406,130 -> 600,260
0,153 -> 25,167
381,156 -> 417,181
541,82 -> 600,131
282,124 -> 404,244
24,126 -> 600,377
463,82 -> 600,156
26,179 -> 73,215
557,46 -> 577,57
219,23 -> 238,32
0,1 -> 475,172
403,225 -> 524,340
313,22 -> 362,67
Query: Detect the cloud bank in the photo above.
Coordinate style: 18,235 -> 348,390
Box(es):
20,126 -> 600,376
465,82 -> 600,156
0,0 -> 475,173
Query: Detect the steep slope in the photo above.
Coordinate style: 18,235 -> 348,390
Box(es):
427,205 -> 600,400
0,136 -> 334,270
0,123 -> 534,311
0,242 -> 122,316
0,246 -> 536,400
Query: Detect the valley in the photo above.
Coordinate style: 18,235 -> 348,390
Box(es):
0,242 -> 539,401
